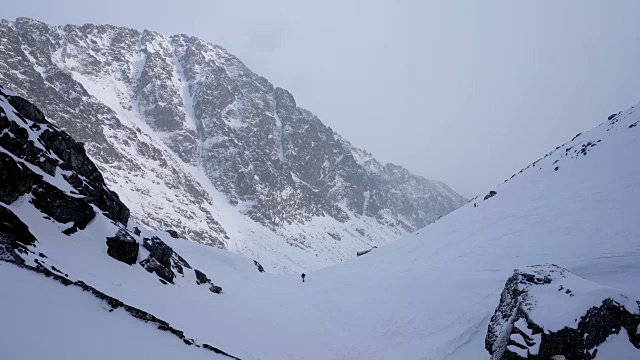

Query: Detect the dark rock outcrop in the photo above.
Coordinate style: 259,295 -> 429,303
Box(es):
138,236 -> 220,292
484,190 -> 497,201
208,283 -> 223,294
0,152 -> 96,233
253,260 -> 265,273
357,246 -> 378,257
194,269 -> 209,285
0,154 -> 34,204
194,268 -> 223,294
166,229 -> 179,239
106,229 -> 139,265
31,181 -> 96,231
140,257 -> 175,284
0,86 -> 233,355
0,86 -> 130,228
143,236 -> 173,268
140,236 -> 178,283
0,205 -> 37,263
486,264 -> 640,359
7,95 -> 46,124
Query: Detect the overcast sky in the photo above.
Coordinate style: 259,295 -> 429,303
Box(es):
5,1 -> 640,197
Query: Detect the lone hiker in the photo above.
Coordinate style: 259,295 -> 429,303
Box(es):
301,273 -> 306,283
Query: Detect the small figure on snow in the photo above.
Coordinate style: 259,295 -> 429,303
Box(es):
301,273 -> 306,283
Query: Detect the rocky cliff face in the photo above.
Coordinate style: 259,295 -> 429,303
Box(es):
0,17 -> 466,272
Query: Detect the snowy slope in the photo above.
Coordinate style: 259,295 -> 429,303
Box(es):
0,17 -> 467,273
0,263 -> 230,360
3,81 -> 639,359
122,100 -> 640,358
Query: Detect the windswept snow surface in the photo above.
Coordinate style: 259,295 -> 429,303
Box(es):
4,101 -> 640,359
152,103 -> 640,359
5,102 -> 640,360
0,263 -> 228,360
594,329 -> 640,359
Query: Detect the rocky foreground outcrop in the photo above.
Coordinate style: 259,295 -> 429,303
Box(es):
0,87 -> 129,230
486,264 -> 640,359
0,86 -> 237,358
0,84 -> 225,289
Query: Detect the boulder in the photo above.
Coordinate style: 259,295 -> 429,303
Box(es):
194,268 -> 223,294
253,260 -> 265,273
139,236 -> 176,283
106,229 -> 139,265
486,264 -> 640,359
171,251 -> 192,275
209,284 -> 223,294
140,257 -> 175,284
143,236 -> 173,268
194,269 -> 209,285
166,229 -> 179,238
484,190 -> 497,200
31,181 -> 96,231
138,236 -> 200,284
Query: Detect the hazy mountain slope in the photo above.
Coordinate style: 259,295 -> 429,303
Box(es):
0,17 -> 466,272
2,85 -> 638,359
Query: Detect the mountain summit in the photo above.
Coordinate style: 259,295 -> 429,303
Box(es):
0,17 -> 466,272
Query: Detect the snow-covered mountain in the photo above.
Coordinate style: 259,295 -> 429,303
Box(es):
0,17 -> 466,272
2,81 -> 639,359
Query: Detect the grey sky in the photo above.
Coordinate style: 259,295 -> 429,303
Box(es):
4,1 -> 640,197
